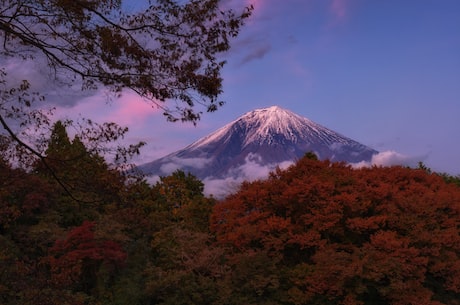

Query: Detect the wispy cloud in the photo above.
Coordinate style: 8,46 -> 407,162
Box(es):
52,89 -> 192,164
144,149 -> 426,199
243,0 -> 264,12
330,0 -> 348,21
55,90 -> 161,126
141,153 -> 285,198
204,150 -> 426,198
239,43 -> 272,65
224,0 -> 275,66
324,0 -> 352,29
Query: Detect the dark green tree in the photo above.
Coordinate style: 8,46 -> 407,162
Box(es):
154,170 -> 213,231
35,121 -> 126,225
139,170 -> 225,305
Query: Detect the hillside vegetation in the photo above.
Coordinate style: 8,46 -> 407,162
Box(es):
1,126 -> 460,305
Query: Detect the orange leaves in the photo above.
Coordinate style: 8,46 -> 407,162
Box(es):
262,215 -> 291,232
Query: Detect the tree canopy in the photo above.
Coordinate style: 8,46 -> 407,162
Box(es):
1,136 -> 460,304
211,156 -> 460,304
0,0 -> 252,122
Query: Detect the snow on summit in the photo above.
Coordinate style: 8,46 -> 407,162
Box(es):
236,106 -> 343,146
190,105 -> 359,150
140,106 -> 378,184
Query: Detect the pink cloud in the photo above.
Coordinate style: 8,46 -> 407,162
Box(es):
53,91 -> 196,164
246,0 -> 262,8
107,92 -> 162,126
331,0 -> 348,20
326,0 -> 352,28
55,90 -> 162,127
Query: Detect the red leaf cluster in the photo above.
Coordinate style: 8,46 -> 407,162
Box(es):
211,157 -> 460,304
48,221 -> 126,290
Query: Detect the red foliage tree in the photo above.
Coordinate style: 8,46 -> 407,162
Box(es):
211,156 -> 460,304
48,221 -> 126,294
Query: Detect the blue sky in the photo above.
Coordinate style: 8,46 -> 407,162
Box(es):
48,0 -> 460,174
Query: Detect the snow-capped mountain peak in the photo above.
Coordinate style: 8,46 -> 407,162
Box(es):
238,106 -> 332,145
140,106 -> 378,181
188,105 -> 357,150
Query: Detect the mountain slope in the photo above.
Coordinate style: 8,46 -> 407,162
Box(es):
139,106 -> 378,180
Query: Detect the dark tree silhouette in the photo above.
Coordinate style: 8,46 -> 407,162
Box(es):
0,0 -> 252,122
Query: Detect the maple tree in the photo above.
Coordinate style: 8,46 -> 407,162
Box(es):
0,156 -> 62,305
47,221 -> 126,294
211,155 -> 460,304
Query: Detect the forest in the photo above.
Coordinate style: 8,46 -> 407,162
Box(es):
1,123 -> 460,305
1,1 -> 459,304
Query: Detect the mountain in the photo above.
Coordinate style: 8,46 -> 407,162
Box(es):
139,106 -> 378,180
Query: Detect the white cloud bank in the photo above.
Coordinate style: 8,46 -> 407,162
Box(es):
203,153 -> 293,198
351,150 -> 424,169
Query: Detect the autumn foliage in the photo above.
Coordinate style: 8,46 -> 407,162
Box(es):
211,155 -> 460,304
1,123 -> 460,305
48,221 -> 126,292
